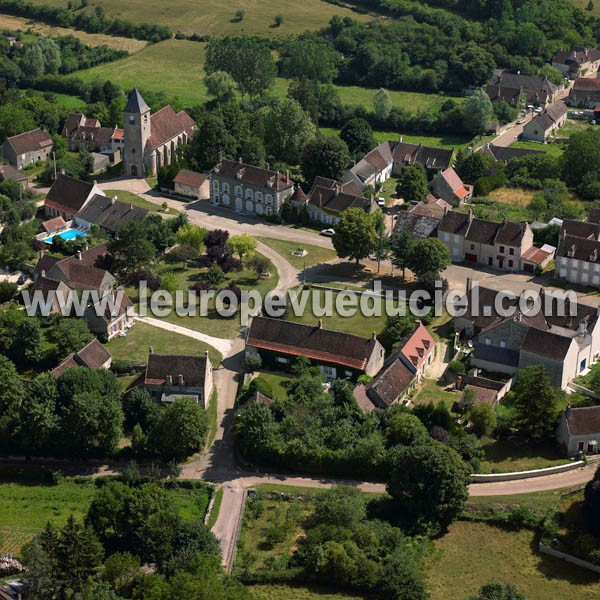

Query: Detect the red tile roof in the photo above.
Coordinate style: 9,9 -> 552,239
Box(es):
440,167 -> 465,192
42,216 -> 67,233
173,169 -> 207,188
146,106 -> 195,151
399,322 -> 435,371
6,128 -> 52,155
521,246 -> 552,265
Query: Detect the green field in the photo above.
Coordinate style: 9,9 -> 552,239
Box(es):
26,0 -> 372,36
467,488 -> 572,515
103,189 -> 177,214
105,321 -> 223,365
427,521 -> 600,600
256,237 -> 337,269
249,585 -> 366,599
479,439 -> 570,474
0,478 -> 210,554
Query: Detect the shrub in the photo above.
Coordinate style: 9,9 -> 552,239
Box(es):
244,353 -> 262,372
448,360 -> 466,374
0,281 -> 18,303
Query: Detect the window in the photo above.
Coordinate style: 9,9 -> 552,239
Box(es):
275,356 -> 289,364
579,441 -> 585,451
470,244 -> 475,250
485,338 -> 491,345
508,260 -> 513,268
509,248 -> 514,255
344,370 -> 353,377
320,365 -> 337,379
129,115 -> 135,124
488,257 -> 492,265
266,194 -> 273,205
223,183 -> 229,193
499,245 -> 505,253
255,191 -> 263,202
235,185 -> 242,196
500,340 -> 506,348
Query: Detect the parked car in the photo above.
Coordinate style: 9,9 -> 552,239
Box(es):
16,274 -> 28,285
516,118 -> 525,124
320,228 -> 335,237
377,197 -> 386,207
534,106 -> 543,113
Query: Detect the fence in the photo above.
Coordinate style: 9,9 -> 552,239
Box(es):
568,381 -> 600,401
539,543 -> 600,575
471,460 -> 585,483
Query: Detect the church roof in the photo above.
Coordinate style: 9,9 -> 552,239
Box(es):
125,88 -> 150,114
145,106 -> 195,151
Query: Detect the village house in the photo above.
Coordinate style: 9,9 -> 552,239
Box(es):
173,169 -> 209,199
552,46 -> 600,79
520,244 -> 556,273
521,101 -> 568,142
555,232 -> 600,287
407,193 -> 452,220
51,338 -> 112,377
437,210 -> 534,271
485,69 -> 560,107
122,88 -> 195,178
0,163 -> 29,186
245,316 -> 385,380
481,144 -> 544,164
210,158 -> 295,216
454,283 -> 600,389
74,194 -> 148,234
1,128 -> 53,170
456,373 -> 513,406
429,168 -> 472,206
44,174 -> 103,220
393,210 -> 440,240
63,112 -> 123,161
557,405 -> 600,456
143,349 -> 213,409
343,140 -> 453,192
291,177 -> 376,226
567,77 -> 600,108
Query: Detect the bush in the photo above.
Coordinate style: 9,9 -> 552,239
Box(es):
448,360 -> 466,374
0,281 -> 18,303
244,353 -> 262,372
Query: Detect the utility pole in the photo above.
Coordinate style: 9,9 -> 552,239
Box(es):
52,152 -> 57,180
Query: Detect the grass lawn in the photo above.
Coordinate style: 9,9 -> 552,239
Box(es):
412,378 -> 458,406
488,186 -> 537,207
0,13 -> 148,52
0,478 -> 210,555
467,488 -> 572,515
105,321 -> 223,365
27,0 -> 371,37
256,236 -> 337,269
52,92 -> 86,110
103,189 -> 177,214
321,126 -> 471,151
285,288 -> 387,338
253,372 -> 292,399
427,521 -> 600,600
206,486 -> 223,529
511,139 -> 565,157
479,439 -> 571,474
248,585 -> 367,600
206,389 -> 219,447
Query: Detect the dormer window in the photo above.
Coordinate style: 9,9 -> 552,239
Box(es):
591,250 -> 598,262
568,245 -> 575,258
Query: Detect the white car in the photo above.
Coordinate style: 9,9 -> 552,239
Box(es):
377,197 -> 386,207
534,106 -> 543,113
516,118 -> 525,124
320,228 -> 335,237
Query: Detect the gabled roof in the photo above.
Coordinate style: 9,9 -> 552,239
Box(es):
144,352 -> 209,388
571,77 -> 600,91
394,211 -> 439,239
488,70 -> 559,94
521,245 -> 553,264
246,316 -> 380,371
438,209 -> 472,235
308,183 -> 373,215
495,221 -> 527,246
465,218 -> 501,245
439,167 -> 465,192
45,174 -> 95,215
173,169 -> 207,188
561,219 -> 600,241
5,128 -> 52,155
34,253 -> 61,277
52,338 -> 111,376
212,159 -> 294,192
391,141 -> 453,170
289,185 -> 308,204
146,106 -> 195,151
399,322 -> 435,371
521,327 -> 574,361
366,358 -> 414,408
557,233 -> 600,263
124,88 -> 150,114
76,194 -> 148,232
42,216 -> 67,233
0,163 -> 28,183
483,144 -> 544,163
564,405 -> 600,436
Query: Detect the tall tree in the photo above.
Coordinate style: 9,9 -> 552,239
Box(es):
391,229 -> 415,281
280,40 -> 340,83
340,118 -> 375,158
407,237 -> 451,279
205,35 -> 276,98
204,70 -> 237,102
396,164 -> 428,203
108,220 -> 156,274
225,233 -> 257,261
301,135 -> 350,184
373,88 -> 392,120
463,88 -> 494,137
332,208 -> 378,264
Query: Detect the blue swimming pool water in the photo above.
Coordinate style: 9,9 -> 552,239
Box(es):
45,229 -> 87,244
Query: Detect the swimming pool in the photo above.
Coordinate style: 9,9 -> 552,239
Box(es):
45,229 -> 87,244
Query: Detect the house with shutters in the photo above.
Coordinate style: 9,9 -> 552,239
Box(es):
557,405 -> 600,456
142,349 -> 213,409
554,218 -> 600,287
74,193 -> 148,234
429,168 -> 472,206
567,77 -> 600,108
437,210 -> 534,271
453,283 -> 600,388
521,101 -> 568,143
291,177 -> 376,225
210,158 -> 295,216
1,128 -> 53,170
245,316 -> 385,380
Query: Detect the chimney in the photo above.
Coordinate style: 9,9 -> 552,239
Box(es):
238,156 -> 242,164
149,346 -> 153,353
371,331 -> 376,341
319,192 -> 322,207
41,269 -> 46,278
335,184 -> 340,197
178,374 -> 184,386
167,374 -> 172,385
265,162 -> 270,171
566,403 -> 571,417
111,195 -> 117,204
93,180 -> 97,186
466,277 -> 472,293
130,203 -> 133,211
205,349 -> 209,358
286,169 -> 290,183
579,321 -> 587,337
60,168 -> 65,175
76,250 -> 82,261
317,319 -> 323,329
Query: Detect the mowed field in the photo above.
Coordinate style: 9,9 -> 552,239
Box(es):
24,0 -> 373,36
0,13 -> 147,52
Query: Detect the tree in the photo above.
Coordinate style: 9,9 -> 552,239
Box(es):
407,238 -> 451,279
280,40 -> 340,83
379,314 -> 415,352
234,8 -> 245,21
391,229 -> 415,281
20,44 -> 45,80
386,411 -> 429,446
205,35 -> 276,98
226,233 -> 257,261
332,208 -> 378,264
538,64 -> 564,86
0,355 -> 24,442
176,224 -> 207,253
340,118 -> 375,158
0,280 -> 17,303
12,318 -> 43,365
301,135 -> 350,184
246,254 -> 270,279
469,403 -> 497,437
387,441 -> 470,533
244,352 -> 262,371
148,397 -> 209,459
468,581 -> 526,600
37,37 -> 62,74
511,365 -> 561,440
373,88 -> 392,120
396,164 -> 428,203
204,70 -> 237,102
456,151 -> 499,184
108,221 -> 156,274
274,14 -> 284,27
464,88 -> 494,137
588,0 -> 595,11
562,128 -> 600,186
259,98 -> 317,164
51,318 -> 93,358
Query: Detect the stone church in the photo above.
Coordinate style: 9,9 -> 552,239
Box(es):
122,88 -> 196,178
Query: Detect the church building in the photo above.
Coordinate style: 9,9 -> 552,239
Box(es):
122,89 -> 196,178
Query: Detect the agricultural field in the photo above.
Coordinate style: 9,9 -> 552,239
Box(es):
0,477 -> 211,555
105,321 -> 223,365
0,12 -> 148,51
426,521 -> 600,600
24,0 -> 372,37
